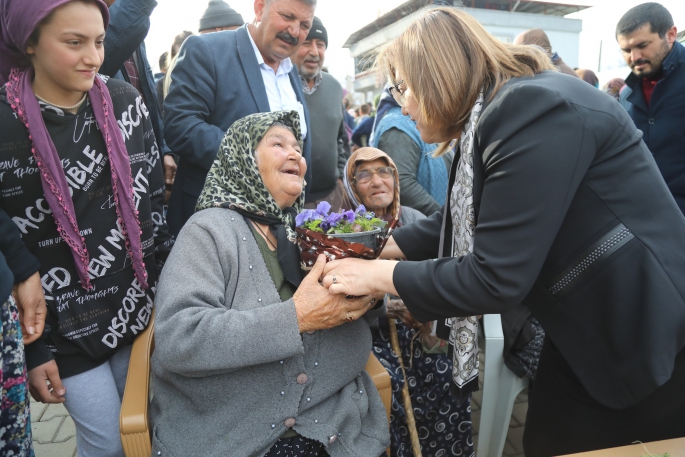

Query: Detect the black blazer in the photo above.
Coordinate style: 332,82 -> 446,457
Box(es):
393,71 -> 685,409
164,25 -> 312,235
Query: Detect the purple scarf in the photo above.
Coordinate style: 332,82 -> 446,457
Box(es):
0,0 -> 148,291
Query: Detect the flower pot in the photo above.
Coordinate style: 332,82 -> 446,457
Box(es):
328,227 -> 382,250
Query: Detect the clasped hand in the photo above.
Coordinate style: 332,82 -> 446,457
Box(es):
294,255 -> 377,333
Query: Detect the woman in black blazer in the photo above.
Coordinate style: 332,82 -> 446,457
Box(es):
322,8 -> 685,456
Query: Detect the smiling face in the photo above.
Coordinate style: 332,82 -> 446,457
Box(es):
354,158 -> 395,217
617,24 -> 676,79
255,125 -> 307,209
293,37 -> 325,80
26,0 -> 105,106
252,0 -> 314,69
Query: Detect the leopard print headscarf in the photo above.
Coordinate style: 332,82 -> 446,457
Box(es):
196,110 -> 305,241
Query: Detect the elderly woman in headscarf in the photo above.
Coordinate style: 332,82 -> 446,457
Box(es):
0,0 -> 171,455
342,147 -> 474,457
150,111 -> 390,457
602,77 -> 626,101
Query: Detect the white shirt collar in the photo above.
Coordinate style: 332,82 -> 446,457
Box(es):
247,28 -> 293,76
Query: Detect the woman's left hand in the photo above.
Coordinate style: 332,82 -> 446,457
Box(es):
322,258 -> 399,297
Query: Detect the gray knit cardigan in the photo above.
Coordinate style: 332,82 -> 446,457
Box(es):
149,208 -> 390,457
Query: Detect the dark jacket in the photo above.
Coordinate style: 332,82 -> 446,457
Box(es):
101,0 -> 168,157
164,25 -> 312,235
0,208 -> 40,301
392,71 -> 685,410
302,73 -> 348,202
351,115 -> 374,147
620,41 -> 685,215
0,78 -> 173,377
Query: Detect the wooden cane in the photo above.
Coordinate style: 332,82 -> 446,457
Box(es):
389,318 -> 423,457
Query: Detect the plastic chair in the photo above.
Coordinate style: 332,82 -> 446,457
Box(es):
119,310 -> 392,457
476,313 -> 528,457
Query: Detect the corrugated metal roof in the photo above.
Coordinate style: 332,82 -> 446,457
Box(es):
344,0 -> 590,48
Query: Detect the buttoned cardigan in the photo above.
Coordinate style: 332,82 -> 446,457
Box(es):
150,208 -> 390,457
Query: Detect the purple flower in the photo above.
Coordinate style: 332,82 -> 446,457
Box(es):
342,210 -> 355,223
325,212 -> 343,227
355,205 -> 366,215
295,209 -> 317,227
364,212 -> 374,220
316,201 -> 331,217
295,211 -> 308,227
320,221 -> 330,232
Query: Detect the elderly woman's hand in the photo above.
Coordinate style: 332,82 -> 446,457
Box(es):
322,258 -> 399,297
294,255 -> 376,333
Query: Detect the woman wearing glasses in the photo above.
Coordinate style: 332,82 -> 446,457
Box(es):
369,86 -> 453,216
342,146 -> 474,457
323,7 -> 685,457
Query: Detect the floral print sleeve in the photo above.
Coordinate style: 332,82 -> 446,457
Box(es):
0,295 -> 34,457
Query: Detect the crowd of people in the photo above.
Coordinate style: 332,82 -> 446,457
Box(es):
0,0 -> 684,456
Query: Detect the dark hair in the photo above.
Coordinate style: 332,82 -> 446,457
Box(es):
616,2 -> 674,38
360,103 -> 371,115
158,51 -> 169,71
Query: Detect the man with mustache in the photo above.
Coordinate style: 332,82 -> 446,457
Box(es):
617,2 -> 685,215
164,0 -> 315,234
292,17 -> 349,210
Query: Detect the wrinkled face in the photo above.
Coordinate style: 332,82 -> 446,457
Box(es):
255,125 -> 307,209
354,158 -> 394,215
294,37 -> 325,80
397,79 -> 448,144
26,1 -> 106,100
253,0 -> 314,66
617,24 -> 676,79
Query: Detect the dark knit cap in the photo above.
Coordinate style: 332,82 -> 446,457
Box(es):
306,16 -> 328,48
199,0 -> 244,32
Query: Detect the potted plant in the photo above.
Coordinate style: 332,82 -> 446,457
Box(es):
295,202 -> 397,269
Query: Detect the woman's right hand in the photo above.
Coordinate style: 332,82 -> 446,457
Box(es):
293,255 -> 374,333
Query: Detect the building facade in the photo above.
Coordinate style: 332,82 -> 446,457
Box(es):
344,0 -> 589,102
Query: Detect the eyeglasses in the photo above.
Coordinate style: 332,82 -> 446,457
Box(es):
354,166 -> 395,184
388,79 -> 407,106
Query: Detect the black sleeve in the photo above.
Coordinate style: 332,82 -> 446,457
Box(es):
337,115 -> 348,178
378,129 -> 442,216
100,0 -> 157,77
392,209 -> 443,261
142,104 -> 174,265
394,84 -> 593,322
0,208 -> 40,284
25,339 -> 53,370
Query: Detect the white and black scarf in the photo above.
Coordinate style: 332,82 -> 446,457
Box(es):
444,91 -> 484,399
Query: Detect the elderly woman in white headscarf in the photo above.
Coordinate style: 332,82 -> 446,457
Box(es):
342,147 -> 474,457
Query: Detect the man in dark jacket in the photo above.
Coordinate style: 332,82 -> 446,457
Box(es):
164,0 -> 315,235
100,0 -> 176,202
292,17 -> 348,210
617,2 -> 685,215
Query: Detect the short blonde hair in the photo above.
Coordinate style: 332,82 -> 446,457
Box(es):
377,7 -> 555,154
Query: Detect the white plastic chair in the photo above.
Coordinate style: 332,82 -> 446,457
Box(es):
476,314 -> 528,457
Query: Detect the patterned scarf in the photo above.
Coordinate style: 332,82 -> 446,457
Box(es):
195,110 -> 306,287
446,91 -> 484,399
